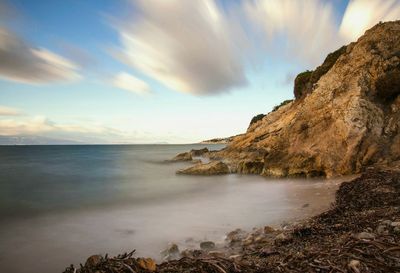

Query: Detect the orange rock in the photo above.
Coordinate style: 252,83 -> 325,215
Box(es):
137,257 -> 156,272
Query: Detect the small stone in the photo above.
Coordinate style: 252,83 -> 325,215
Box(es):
254,235 -> 265,243
302,203 -> 310,208
275,233 -> 287,241
394,226 -> 400,234
85,255 -> 102,267
376,225 -> 387,235
264,226 -> 275,234
355,232 -> 375,240
200,241 -> 215,250
381,220 -> 392,226
348,259 -> 361,273
390,221 -> 400,227
137,258 -> 156,272
161,243 -> 180,260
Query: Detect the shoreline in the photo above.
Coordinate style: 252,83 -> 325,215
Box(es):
63,169 -> 400,273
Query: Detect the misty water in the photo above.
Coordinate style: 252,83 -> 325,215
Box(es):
0,145 -> 343,273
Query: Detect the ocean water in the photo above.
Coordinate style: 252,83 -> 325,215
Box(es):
0,144 -> 341,273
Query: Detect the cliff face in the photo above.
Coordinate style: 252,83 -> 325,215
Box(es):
212,21 -> 400,178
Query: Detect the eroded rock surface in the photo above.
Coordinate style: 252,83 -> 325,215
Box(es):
211,21 -> 400,178
176,161 -> 229,175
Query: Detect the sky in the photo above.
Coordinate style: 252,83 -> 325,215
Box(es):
0,0 -> 400,144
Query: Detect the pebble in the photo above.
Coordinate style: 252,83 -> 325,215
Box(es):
381,220 -> 392,226
85,255 -> 102,267
264,226 -> 275,234
137,258 -> 156,272
200,241 -> 215,250
376,225 -> 387,235
348,259 -> 361,273
355,232 -> 375,240
390,221 -> 400,227
275,233 -> 287,241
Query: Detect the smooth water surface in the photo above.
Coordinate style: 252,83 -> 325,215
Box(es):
0,145 -> 342,273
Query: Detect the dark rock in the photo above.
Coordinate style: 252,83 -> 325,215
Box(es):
200,241 -> 215,251
190,147 -> 209,156
85,255 -> 102,267
237,160 -> 264,174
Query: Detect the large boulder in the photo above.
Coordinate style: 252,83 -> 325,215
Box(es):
212,21 -> 400,178
176,161 -> 229,175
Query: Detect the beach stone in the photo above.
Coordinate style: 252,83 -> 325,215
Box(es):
226,229 -> 246,246
348,259 -> 361,273
274,233 -> 287,242
394,226 -> 400,234
137,258 -> 156,272
355,232 -> 375,240
376,225 -> 387,235
264,226 -> 275,234
161,243 -> 180,260
302,203 -> 310,208
390,221 -> 400,227
381,220 -> 392,226
200,241 -> 215,251
85,255 -> 102,267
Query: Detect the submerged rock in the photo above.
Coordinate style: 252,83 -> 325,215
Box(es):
176,161 -> 229,175
200,241 -> 216,251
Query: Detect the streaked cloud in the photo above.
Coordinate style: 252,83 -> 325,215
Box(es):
243,0 -> 341,66
340,0 -> 400,42
113,0 -> 246,95
0,27 -> 80,84
112,72 -> 151,95
0,106 -> 23,116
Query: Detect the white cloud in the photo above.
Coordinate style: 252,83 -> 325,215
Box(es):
0,27 -> 80,84
112,72 -> 151,95
340,0 -> 400,42
114,0 -> 246,95
0,106 -> 22,116
243,0 -> 341,66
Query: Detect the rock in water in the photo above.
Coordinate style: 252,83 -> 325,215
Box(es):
212,21 -> 400,178
85,255 -> 102,267
200,241 -> 215,250
176,161 -> 229,175
190,147 -> 209,156
169,152 -> 192,162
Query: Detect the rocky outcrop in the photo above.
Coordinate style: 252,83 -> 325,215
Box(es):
211,21 -> 400,178
176,161 -> 229,175
169,152 -> 192,162
294,45 -> 347,99
190,147 -> 209,156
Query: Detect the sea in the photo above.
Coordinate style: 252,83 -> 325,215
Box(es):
0,144 -> 341,273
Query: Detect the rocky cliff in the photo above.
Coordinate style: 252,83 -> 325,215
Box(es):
208,21 -> 400,178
